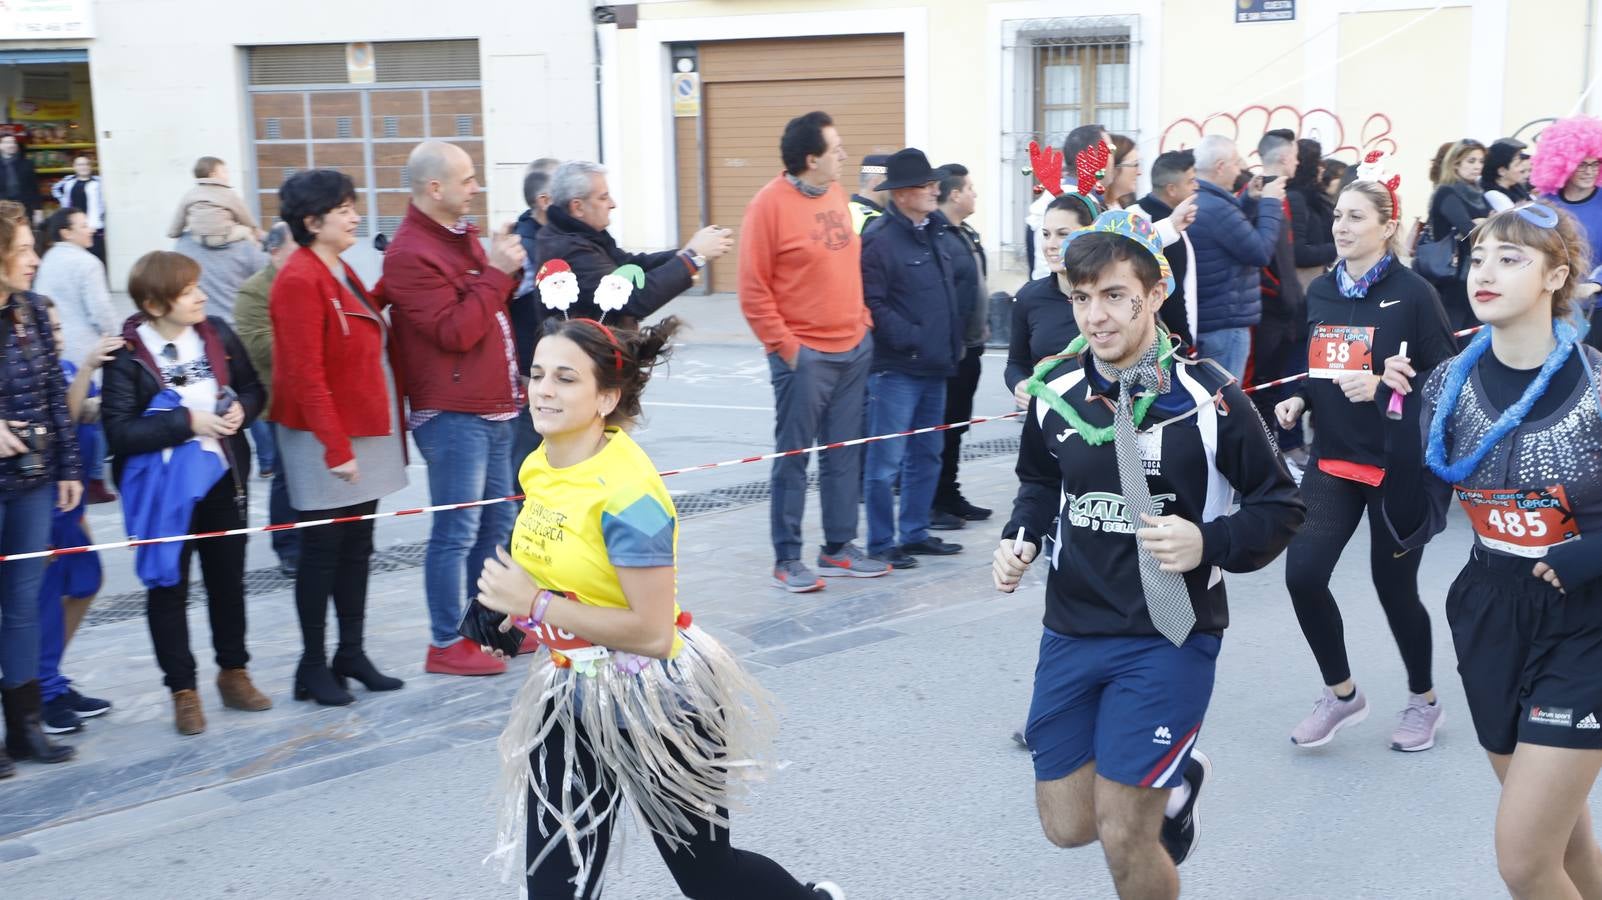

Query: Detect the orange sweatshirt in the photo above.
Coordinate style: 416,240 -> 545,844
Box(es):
738,175 -> 871,360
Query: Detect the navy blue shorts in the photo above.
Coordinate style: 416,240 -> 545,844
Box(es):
1026,627 -> 1222,788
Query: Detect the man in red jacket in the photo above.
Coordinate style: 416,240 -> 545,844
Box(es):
383,140 -> 526,676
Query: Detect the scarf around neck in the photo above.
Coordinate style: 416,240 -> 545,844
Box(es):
1334,253 -> 1394,299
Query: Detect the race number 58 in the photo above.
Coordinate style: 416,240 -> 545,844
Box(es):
1324,342 -> 1353,365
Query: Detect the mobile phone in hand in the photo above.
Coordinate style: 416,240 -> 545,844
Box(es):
215,386 -> 239,415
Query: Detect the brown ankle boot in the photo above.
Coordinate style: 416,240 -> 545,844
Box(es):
172,689 -> 206,735
216,669 -> 272,711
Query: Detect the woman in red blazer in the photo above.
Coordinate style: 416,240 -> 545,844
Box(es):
270,170 -> 409,706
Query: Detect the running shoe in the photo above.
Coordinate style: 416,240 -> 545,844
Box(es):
1161,749 -> 1210,865
65,688 -> 111,718
809,883 -> 846,900
1290,686 -> 1369,748
816,544 -> 891,578
1390,693 -> 1444,752
42,695 -> 84,734
869,547 -> 920,569
773,560 -> 825,593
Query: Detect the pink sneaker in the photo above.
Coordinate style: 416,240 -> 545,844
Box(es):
1391,693 -> 1444,752
1290,686 -> 1369,747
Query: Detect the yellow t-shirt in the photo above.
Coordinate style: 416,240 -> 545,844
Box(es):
511,428 -> 683,657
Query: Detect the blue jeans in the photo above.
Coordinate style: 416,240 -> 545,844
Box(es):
250,420 -> 278,474
864,371 -> 946,554
1197,327 -> 1252,383
79,422 -> 103,481
767,337 -> 871,561
413,413 -> 515,646
0,484 -> 53,687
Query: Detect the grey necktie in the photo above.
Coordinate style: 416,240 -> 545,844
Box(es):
1106,352 -> 1196,647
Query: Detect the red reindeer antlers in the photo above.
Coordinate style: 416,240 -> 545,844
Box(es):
1029,140 -> 1064,196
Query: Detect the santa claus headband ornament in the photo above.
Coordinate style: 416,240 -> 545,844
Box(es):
593,264 -> 645,319
1356,150 -> 1402,222
537,259 -> 580,318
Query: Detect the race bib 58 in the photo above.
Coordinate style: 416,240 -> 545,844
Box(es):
1308,324 -> 1375,379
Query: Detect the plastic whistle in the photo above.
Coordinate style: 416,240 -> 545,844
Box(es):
1385,341 -> 1408,420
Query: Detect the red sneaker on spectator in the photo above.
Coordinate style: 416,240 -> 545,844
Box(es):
425,639 -> 507,676
86,479 -> 117,504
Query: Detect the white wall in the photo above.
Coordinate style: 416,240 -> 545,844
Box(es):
85,0 -> 597,287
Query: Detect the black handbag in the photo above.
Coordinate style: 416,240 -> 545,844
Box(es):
1413,225 -> 1463,282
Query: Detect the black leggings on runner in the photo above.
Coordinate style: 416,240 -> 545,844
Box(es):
1285,465 -> 1434,695
526,717 -> 816,900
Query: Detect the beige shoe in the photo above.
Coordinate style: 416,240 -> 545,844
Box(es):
216,668 -> 273,711
173,689 -> 206,735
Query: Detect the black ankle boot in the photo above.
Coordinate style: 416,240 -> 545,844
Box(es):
293,659 -> 354,706
0,745 -> 14,778
331,651 -> 404,692
2,681 -> 75,763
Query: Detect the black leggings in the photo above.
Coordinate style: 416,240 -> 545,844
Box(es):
526,717 -> 815,900
294,500 -> 378,664
1286,465 -> 1434,695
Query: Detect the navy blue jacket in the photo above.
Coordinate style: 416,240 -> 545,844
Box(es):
0,291 -> 81,493
861,205 -> 963,378
1188,180 -> 1283,332
510,209 -> 543,375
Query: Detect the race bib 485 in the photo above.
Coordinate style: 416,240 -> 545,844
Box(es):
1455,484 -> 1581,558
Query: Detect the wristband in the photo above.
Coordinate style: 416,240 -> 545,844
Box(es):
527,589 -> 554,627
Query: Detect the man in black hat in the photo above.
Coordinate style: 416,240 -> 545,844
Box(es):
860,147 -> 966,569
850,154 -> 890,234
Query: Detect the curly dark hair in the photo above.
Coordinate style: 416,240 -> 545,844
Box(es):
538,316 -> 684,429
279,169 -> 358,247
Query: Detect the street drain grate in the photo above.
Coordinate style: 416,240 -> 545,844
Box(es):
85,433 -> 1021,629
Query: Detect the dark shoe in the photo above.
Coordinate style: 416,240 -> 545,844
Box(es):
85,479 -> 117,504
331,652 -> 404,693
901,536 -> 963,556
217,668 -> 273,711
948,496 -> 993,521
1161,749 -> 1211,866
294,660 -> 355,706
2,681 -> 75,763
928,510 -> 967,531
0,746 -> 12,779
64,688 -> 111,718
41,695 -> 84,734
868,546 -> 920,569
172,689 -> 205,735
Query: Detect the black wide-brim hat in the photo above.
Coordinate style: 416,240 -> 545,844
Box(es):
876,147 -> 941,190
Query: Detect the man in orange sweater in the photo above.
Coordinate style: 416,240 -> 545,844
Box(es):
739,111 -> 890,593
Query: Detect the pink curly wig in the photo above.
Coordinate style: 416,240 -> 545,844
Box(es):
1531,115 -> 1602,195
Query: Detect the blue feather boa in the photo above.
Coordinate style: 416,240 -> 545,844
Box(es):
1426,320 -> 1580,484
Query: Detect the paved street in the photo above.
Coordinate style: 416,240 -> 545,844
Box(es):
0,296 -> 1577,898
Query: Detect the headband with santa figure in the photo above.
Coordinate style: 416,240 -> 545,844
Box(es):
1356,150 -> 1402,222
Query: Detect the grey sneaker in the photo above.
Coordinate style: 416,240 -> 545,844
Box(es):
772,560 -> 825,593
1391,693 -> 1444,752
817,543 -> 892,578
1290,686 -> 1370,747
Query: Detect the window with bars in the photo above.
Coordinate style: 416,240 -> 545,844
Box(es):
1000,17 -> 1137,273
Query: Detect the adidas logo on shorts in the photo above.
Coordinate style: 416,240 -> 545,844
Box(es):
1580,713 -> 1601,730
1153,725 -> 1172,746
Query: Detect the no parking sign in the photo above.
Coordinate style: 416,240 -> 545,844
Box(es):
672,72 -> 700,118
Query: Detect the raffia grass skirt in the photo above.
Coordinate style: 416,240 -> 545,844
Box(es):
486,624 -> 778,892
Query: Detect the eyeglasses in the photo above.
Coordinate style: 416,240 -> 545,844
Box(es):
1578,160 -> 1602,173
1114,162 -> 1141,169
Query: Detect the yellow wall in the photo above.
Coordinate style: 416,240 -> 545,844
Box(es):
1504,0 -> 1588,139
1156,2 -> 1304,135
1337,6 -> 1472,222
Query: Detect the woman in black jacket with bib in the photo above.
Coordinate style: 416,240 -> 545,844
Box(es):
1273,180 -> 1457,752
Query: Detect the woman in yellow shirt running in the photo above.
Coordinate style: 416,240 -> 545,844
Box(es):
473,315 -> 844,899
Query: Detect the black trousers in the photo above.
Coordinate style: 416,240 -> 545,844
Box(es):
146,475 -> 248,692
935,344 -> 985,509
294,500 -> 378,664
1286,465 -> 1433,694
527,716 -> 816,900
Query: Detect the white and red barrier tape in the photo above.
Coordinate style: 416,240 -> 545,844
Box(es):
0,325 -> 1482,563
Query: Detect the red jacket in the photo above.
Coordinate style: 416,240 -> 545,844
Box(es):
269,247 -> 405,468
382,203 -> 519,415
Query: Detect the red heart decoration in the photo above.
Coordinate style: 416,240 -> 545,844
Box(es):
1029,140 -> 1064,196
1076,140 -> 1110,195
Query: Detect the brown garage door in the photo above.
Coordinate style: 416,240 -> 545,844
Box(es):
676,35 -> 905,293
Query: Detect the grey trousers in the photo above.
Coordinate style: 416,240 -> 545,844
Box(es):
767,334 -> 873,562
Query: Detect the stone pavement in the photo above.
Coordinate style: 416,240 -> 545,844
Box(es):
0,436 -> 1565,898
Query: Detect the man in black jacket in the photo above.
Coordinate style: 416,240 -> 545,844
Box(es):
861,148 -> 965,569
993,214 -> 1302,892
1250,131 -> 1307,459
1137,151 -> 1199,351
0,136 -> 39,219
532,160 -> 731,328
929,163 -> 993,531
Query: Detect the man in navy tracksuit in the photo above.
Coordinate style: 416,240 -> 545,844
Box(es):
994,211 -> 1303,898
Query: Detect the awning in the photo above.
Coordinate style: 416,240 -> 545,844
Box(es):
0,49 -> 88,65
